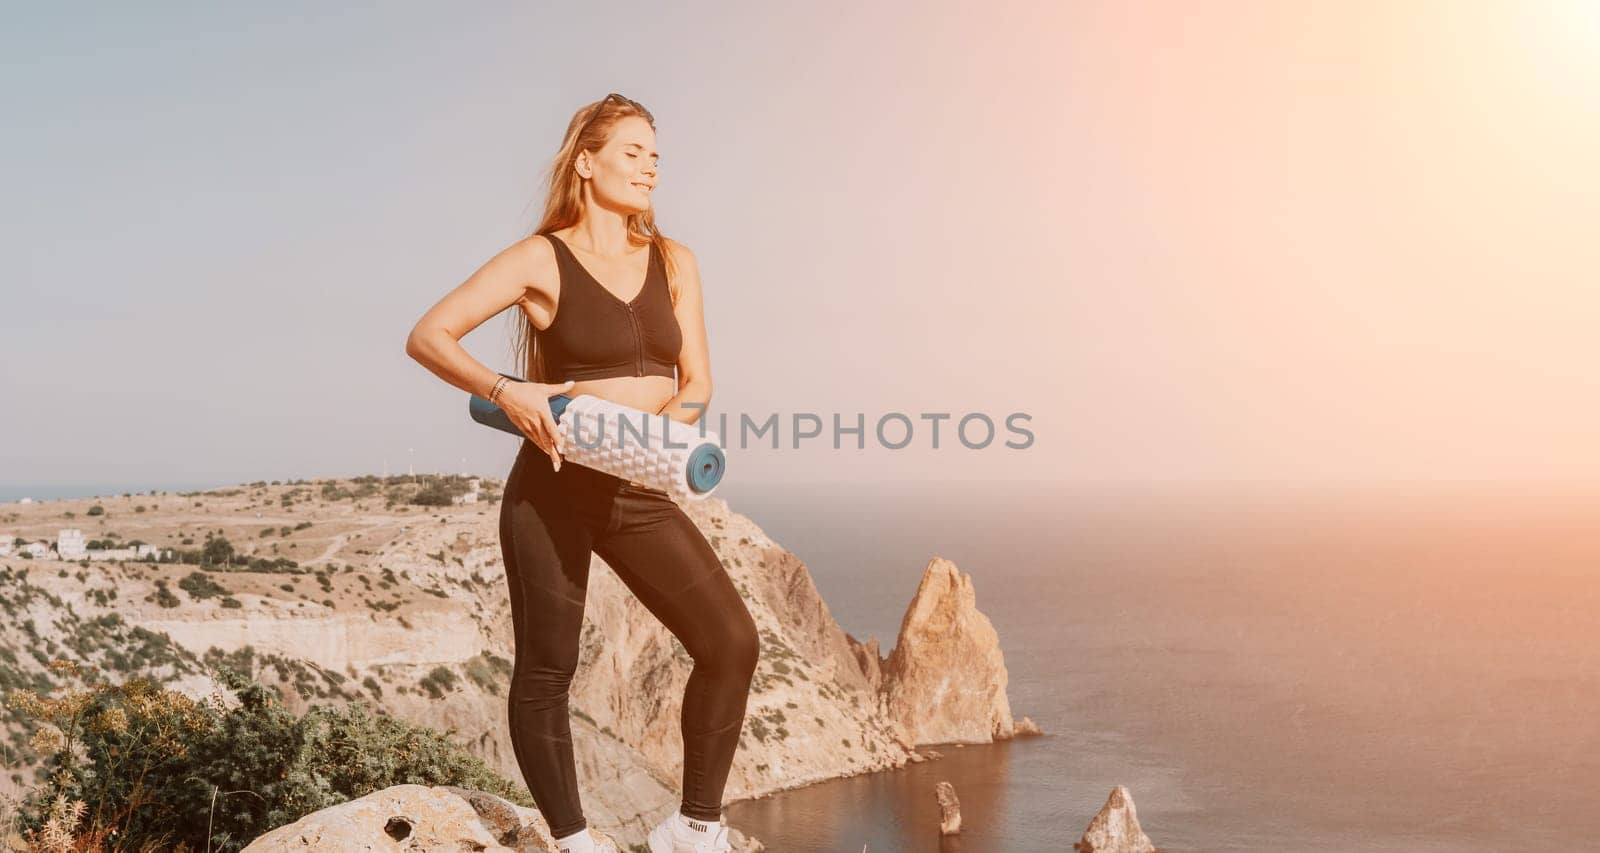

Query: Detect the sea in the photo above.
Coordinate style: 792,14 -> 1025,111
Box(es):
713,479 -> 1600,853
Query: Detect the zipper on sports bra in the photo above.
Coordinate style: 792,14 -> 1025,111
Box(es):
626,303 -> 643,376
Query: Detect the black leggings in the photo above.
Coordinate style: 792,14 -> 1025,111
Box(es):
498,438 -> 759,837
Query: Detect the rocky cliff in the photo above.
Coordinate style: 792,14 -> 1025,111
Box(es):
0,477 -> 1036,847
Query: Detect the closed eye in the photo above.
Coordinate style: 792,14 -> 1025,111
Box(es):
623,145 -> 660,165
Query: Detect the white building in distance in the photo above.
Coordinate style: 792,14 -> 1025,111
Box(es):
453,478 -> 484,505
19,542 -> 54,559
47,529 -> 169,562
57,528 -> 87,560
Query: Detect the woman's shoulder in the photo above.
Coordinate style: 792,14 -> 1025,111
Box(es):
509,233 -> 563,273
498,234 -> 561,304
522,231 -> 563,256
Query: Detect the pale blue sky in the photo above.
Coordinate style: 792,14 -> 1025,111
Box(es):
4,1 -> 1597,499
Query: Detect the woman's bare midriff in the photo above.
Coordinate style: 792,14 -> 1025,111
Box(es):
567,374 -> 677,417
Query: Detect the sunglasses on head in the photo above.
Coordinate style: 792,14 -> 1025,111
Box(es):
582,92 -> 652,134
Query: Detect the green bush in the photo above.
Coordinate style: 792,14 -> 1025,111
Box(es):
4,661 -> 529,852
178,571 -> 229,601
418,666 -> 459,699
463,652 -> 512,695
410,483 -> 454,507
152,581 -> 180,608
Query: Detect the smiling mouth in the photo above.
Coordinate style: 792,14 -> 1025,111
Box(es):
633,183 -> 653,191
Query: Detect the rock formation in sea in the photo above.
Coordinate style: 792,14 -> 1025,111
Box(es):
870,556 -> 1017,745
935,780 -> 962,835
1074,785 -> 1164,853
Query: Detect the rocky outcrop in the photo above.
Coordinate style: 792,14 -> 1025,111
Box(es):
241,783 -> 768,852
875,557 -> 1016,745
846,632 -> 885,692
240,784 -> 592,852
1074,785 -> 1161,853
935,780 -> 962,835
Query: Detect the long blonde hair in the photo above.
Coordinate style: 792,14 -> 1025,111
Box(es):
511,94 -> 679,383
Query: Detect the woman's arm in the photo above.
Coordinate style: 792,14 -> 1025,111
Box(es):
404,238 -> 548,399
656,238 -> 713,426
405,237 -> 573,471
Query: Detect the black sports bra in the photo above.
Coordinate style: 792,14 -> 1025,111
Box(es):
537,233 -> 682,381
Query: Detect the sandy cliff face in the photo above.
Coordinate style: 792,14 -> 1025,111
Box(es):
138,607 -> 483,669
0,477 -> 1031,842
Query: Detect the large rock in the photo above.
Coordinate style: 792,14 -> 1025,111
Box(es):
1074,785 -> 1160,853
935,780 -> 962,835
240,783 -> 767,852
880,557 -> 1015,745
239,783 -> 588,852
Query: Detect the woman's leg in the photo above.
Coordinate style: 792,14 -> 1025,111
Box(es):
593,486 -> 761,823
498,444 -> 613,838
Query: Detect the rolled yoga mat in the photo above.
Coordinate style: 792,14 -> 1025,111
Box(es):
468,374 -> 726,502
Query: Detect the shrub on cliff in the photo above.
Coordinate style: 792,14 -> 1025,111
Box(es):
178,571 -> 230,600
4,660 -> 529,852
409,482 -> 455,507
405,474 -> 476,507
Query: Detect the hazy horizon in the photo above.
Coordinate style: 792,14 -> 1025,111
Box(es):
6,472 -> 1598,508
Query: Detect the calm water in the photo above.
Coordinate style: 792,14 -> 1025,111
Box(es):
713,480 -> 1600,852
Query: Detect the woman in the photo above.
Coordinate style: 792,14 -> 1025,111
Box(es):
405,93 -> 757,853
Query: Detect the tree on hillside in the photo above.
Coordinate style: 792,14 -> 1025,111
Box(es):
201,535 -> 235,568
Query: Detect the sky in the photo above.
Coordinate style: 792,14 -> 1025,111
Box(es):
3,0 -> 1598,498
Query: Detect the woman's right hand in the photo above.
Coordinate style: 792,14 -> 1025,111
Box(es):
497,378 -> 576,471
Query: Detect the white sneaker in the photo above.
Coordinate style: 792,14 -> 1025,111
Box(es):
646,810 -> 732,852
553,828 -> 619,853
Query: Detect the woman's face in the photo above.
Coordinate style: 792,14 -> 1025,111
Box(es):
582,115 -> 659,215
